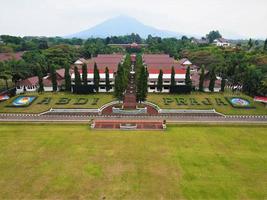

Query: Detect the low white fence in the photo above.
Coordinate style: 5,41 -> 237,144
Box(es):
112,107 -> 147,115
159,109 -> 217,114
49,108 -> 99,113
99,101 -> 120,112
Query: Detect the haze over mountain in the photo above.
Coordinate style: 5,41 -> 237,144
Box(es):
66,15 -> 186,39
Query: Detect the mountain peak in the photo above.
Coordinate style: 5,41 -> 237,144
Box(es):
66,16 -> 182,39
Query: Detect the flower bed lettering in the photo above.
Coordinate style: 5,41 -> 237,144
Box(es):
56,98 -> 71,105
215,98 -> 228,106
91,98 -> 99,105
74,98 -> 88,105
163,97 -> 229,107
202,98 -> 213,105
37,97 -> 52,105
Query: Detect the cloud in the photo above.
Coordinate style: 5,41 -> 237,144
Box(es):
0,0 -> 266,39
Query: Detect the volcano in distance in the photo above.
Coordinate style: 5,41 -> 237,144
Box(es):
66,15 -> 184,39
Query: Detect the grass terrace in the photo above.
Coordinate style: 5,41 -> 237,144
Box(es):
0,123 -> 266,199
0,91 -> 266,115
147,92 -> 267,115
0,92 -> 115,113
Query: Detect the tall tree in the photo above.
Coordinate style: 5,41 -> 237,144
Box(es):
248,38 -> 253,50
64,64 -> 71,92
221,76 -> 226,92
123,54 -> 131,79
171,66 -> 176,87
82,63 -> 88,86
242,65 -> 263,95
74,66 -> 81,87
93,63 -> 100,92
105,67 -> 110,92
206,30 -> 222,43
157,69 -> 163,92
37,66 -> 44,93
209,67 -> 216,92
263,39 -> 267,52
137,65 -> 148,102
38,40 -> 48,50
114,64 -> 124,101
185,66 -> 192,88
50,65 -> 57,92
199,65 -> 205,92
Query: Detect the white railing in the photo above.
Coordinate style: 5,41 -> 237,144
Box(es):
120,124 -> 138,129
99,101 -> 120,112
159,109 -> 216,114
49,108 -> 99,113
112,107 -> 147,115
144,101 -> 161,111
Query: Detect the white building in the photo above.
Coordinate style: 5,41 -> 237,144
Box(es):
16,68 -> 65,94
71,69 -> 115,92
147,69 -> 186,93
72,54 -> 124,93
142,54 -> 187,93
213,38 -> 231,47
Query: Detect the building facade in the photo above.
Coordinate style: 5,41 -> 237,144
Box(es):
72,54 -> 124,92
213,38 -> 231,47
143,54 -> 187,93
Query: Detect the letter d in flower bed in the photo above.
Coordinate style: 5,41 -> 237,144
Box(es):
56,98 -> 71,105
74,98 -> 88,105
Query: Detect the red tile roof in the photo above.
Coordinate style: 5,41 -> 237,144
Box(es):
131,54 -> 136,62
148,69 -> 186,74
143,54 -> 183,67
78,69 -> 115,74
254,96 -> 267,103
0,52 -> 24,62
43,78 -> 64,87
17,76 -> 39,86
74,54 -> 124,74
56,68 -> 65,79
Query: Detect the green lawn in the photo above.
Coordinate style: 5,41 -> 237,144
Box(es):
0,92 -> 115,113
0,123 -> 266,199
147,92 -> 267,115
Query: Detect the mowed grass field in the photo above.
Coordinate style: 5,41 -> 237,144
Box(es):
0,92 -> 115,113
147,92 -> 267,115
0,124 -> 266,199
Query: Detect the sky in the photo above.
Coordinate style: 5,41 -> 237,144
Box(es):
0,0 -> 266,39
